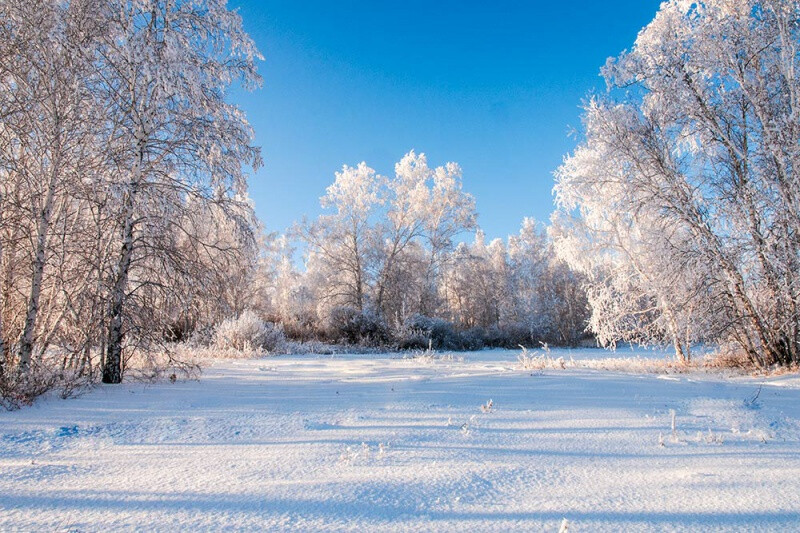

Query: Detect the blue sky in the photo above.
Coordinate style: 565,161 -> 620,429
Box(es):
230,0 -> 662,241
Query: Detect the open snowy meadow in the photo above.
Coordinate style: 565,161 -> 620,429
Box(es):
5,0 -> 800,531
2,348 -> 800,532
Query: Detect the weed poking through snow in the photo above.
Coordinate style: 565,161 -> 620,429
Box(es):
744,385 -> 763,410
702,428 -> 724,444
661,409 -> 682,445
403,343 -> 457,365
517,345 -> 566,371
460,415 -> 478,436
671,409 -> 677,440
339,442 -> 372,464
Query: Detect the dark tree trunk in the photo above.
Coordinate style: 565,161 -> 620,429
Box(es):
102,137 -> 144,384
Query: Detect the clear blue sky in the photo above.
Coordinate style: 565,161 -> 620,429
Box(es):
229,0 -> 662,241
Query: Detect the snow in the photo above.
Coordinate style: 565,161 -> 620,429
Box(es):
2,348 -> 800,531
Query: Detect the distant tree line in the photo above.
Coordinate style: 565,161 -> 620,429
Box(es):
255,151 -> 589,351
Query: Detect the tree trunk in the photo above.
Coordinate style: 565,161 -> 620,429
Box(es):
103,253 -> 129,384
17,140 -> 62,371
103,136 -> 144,384
0,211 -> 4,379
351,230 -> 364,311
0,236 -> 17,366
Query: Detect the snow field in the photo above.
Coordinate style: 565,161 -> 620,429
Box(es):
2,348 -> 800,531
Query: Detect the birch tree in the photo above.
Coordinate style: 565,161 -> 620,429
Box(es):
0,0 -> 104,372
376,150 -> 476,321
299,151 -> 476,325
298,162 -> 382,314
554,0 -> 800,366
509,218 -> 588,346
96,0 -> 262,382
443,232 -> 509,328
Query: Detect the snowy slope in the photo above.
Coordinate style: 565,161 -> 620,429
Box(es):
2,349 -> 800,531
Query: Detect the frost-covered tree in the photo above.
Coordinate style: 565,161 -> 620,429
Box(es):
509,218 -> 588,346
298,162 -> 381,314
377,150 -> 476,321
0,0 -> 107,374
443,232 -> 509,328
440,220 -> 588,345
164,198 -> 261,338
299,151 -> 476,326
95,0 -> 262,382
553,0 -> 800,366
0,0 -> 263,397
261,235 -> 318,339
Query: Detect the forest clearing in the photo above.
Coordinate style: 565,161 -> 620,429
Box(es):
2,348 -> 800,531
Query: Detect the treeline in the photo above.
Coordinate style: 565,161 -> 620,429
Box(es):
252,152 -> 588,351
0,0 -> 263,401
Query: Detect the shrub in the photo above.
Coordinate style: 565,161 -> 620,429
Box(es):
459,328 -> 487,350
499,323 -> 537,348
186,324 -> 215,348
0,364 -> 58,410
327,306 -> 391,346
401,346 -> 457,364
281,310 -> 320,342
212,310 -> 286,353
163,316 -> 196,343
261,321 -> 288,352
402,314 -> 461,350
517,345 -> 565,371
396,332 -> 429,351
482,325 -> 512,348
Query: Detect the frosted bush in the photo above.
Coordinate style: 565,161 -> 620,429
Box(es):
401,314 -> 459,350
213,310 -> 286,353
328,306 -> 391,346
261,321 -> 288,352
186,324 -> 215,348
282,340 -> 338,355
0,361 -> 58,410
516,345 -> 698,374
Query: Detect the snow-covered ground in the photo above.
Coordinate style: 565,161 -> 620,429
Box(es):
2,348 -> 800,531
